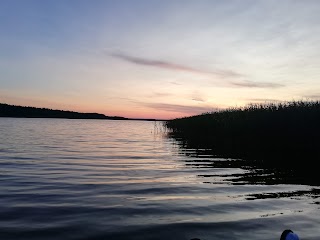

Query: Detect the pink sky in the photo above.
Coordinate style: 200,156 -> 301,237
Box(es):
1,1 -> 320,119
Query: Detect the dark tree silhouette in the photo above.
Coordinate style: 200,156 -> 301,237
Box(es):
0,103 -> 128,120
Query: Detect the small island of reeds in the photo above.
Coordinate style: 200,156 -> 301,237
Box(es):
164,101 -> 320,173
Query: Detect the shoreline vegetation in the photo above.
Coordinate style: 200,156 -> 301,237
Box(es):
164,100 -> 320,175
0,103 -> 160,121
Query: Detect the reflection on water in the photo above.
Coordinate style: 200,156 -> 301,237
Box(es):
171,141 -> 320,210
0,118 -> 320,240
171,135 -> 320,187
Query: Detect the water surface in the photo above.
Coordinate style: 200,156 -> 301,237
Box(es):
0,118 -> 319,240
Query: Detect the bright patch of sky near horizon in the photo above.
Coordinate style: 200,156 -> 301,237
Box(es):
1,0 -> 320,119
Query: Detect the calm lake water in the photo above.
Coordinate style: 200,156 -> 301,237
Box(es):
0,118 -> 319,240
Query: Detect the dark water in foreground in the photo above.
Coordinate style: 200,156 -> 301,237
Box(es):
0,118 -> 319,240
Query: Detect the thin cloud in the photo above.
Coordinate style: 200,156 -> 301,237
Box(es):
191,91 -> 206,102
230,81 -> 284,89
111,52 -> 241,78
111,52 -> 285,89
192,97 -> 206,102
169,81 -> 182,85
150,92 -> 173,98
144,102 -> 218,115
247,98 -> 283,103
303,94 -> 320,100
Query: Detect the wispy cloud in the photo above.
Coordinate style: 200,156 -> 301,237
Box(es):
247,98 -> 283,103
192,96 -> 206,102
143,102 -> 218,115
111,52 -> 241,78
191,91 -> 206,102
230,81 -> 284,89
302,94 -> 320,100
146,92 -> 173,98
169,81 -> 182,85
111,52 -> 285,89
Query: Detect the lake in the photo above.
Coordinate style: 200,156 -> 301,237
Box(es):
0,118 -> 319,240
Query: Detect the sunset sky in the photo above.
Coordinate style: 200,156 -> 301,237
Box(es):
1,0 -> 320,119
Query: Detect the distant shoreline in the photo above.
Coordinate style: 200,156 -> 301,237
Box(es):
0,103 -> 164,122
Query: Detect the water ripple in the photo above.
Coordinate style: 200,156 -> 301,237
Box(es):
0,118 -> 319,240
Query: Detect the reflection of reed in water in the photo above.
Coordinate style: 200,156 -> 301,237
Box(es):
169,146 -> 320,203
177,151 -> 320,186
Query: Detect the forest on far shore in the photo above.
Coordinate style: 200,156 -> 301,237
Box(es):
0,103 -> 129,120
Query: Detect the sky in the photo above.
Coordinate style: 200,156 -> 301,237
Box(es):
1,0 -> 320,119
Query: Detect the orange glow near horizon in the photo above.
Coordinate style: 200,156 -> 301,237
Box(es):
1,95 -> 200,120
62,105 -> 202,120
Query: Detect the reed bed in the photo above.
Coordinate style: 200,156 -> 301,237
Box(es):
164,101 -> 320,171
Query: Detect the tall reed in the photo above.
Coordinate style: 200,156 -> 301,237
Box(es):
164,101 -> 320,170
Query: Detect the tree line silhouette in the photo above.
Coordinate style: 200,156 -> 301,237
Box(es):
0,103 -> 128,120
